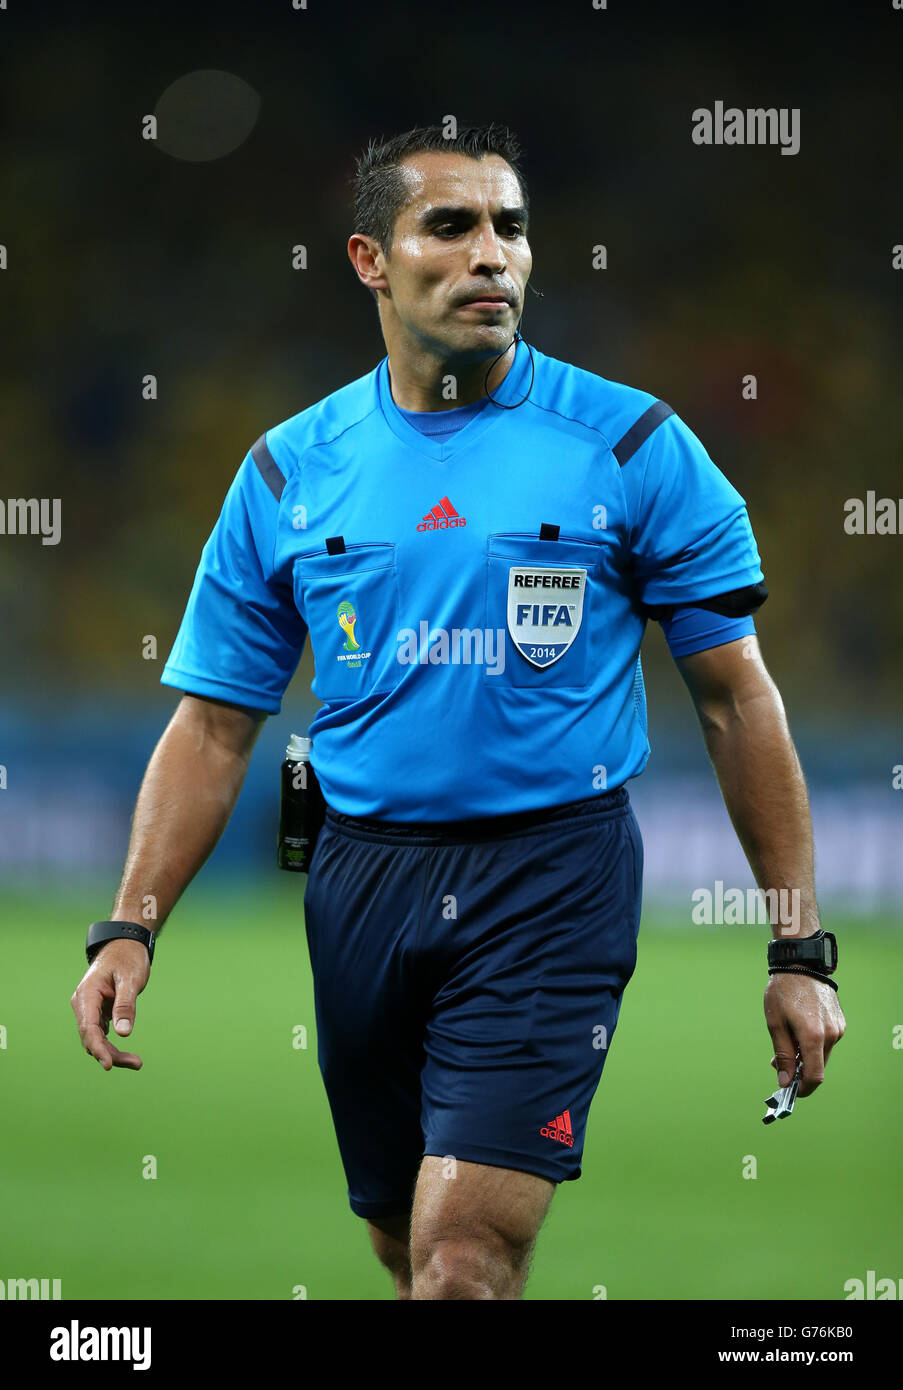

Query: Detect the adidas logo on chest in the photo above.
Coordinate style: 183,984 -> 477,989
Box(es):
417,496 -> 466,531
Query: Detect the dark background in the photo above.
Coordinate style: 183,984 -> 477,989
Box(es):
2,0 -> 900,708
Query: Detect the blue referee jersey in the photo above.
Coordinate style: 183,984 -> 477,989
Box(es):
161,338 -> 765,819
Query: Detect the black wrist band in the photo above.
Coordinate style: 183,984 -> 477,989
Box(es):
768,964 -> 838,992
86,921 -> 155,966
767,927 -> 838,974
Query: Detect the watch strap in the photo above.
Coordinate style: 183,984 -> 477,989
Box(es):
86,921 -> 155,966
768,964 -> 839,992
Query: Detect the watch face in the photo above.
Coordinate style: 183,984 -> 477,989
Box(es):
804,932 -> 836,972
769,931 -> 837,974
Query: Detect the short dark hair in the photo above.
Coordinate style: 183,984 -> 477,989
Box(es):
352,122 -> 528,255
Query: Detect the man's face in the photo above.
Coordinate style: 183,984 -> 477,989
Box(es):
378,151 -> 532,360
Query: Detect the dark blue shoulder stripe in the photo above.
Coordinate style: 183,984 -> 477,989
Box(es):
250,433 -> 286,501
613,400 -> 674,467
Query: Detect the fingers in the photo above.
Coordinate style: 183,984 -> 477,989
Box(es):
794,991 -> 847,1096
794,1030 -> 826,1098
100,1041 -> 143,1071
70,944 -> 148,1071
768,1022 -> 798,1088
111,976 -> 140,1038
71,979 -> 114,1066
79,1020 -> 143,1071
765,974 -> 846,1099
820,997 -> 847,1075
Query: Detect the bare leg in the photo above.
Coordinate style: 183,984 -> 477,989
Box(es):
409,1157 -> 555,1300
367,1213 -> 413,1300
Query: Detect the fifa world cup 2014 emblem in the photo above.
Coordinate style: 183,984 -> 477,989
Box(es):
337,600 -> 360,651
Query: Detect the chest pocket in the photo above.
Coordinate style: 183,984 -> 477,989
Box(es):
484,532 -> 603,688
293,542 -> 400,702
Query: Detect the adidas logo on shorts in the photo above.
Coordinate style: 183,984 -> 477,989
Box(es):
540,1108 -> 574,1147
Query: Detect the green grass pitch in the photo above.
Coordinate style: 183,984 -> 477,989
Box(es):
1,878 -> 900,1300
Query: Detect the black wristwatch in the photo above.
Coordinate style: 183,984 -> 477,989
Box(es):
86,921 -> 156,967
767,928 -> 837,975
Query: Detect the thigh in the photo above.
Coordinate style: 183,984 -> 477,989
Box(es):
303,822 -> 429,1219
419,800 -> 643,1187
410,1156 -> 555,1267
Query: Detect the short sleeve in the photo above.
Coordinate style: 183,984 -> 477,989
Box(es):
659,605 -> 755,658
160,449 -> 307,713
622,411 -> 764,606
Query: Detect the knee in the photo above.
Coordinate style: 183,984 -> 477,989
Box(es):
411,1235 -> 526,1301
369,1219 -> 412,1299
381,1254 -> 413,1300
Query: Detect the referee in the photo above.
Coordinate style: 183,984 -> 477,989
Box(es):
71,124 -> 846,1300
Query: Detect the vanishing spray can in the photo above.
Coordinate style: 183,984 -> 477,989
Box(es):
277,734 -> 326,872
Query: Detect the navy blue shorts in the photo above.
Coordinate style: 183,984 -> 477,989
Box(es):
302,787 -> 643,1219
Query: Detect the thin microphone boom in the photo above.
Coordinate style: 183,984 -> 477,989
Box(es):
482,282 -> 543,408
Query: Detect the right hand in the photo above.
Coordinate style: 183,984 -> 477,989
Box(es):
70,938 -> 151,1071
763,969 -> 845,1098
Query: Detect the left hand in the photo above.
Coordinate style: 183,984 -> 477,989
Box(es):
763,972 -> 846,1098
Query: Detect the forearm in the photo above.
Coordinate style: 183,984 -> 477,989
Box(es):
699,676 -> 819,937
110,696 -> 263,933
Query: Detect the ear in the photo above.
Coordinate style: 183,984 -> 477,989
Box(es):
347,233 -> 389,294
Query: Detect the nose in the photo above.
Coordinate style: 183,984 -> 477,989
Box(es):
469,220 -> 506,276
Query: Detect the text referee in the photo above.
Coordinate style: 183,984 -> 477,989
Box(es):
71,124 -> 846,1300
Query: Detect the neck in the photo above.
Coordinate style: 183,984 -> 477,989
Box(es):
384,335 -> 518,412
